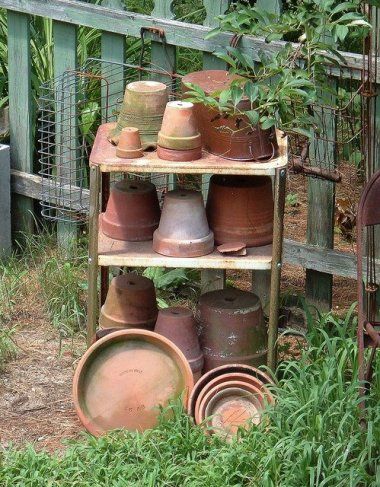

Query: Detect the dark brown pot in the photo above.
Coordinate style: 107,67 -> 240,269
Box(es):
100,179 -> 160,241
99,273 -> 158,330
155,307 -> 204,381
153,189 -> 214,257
182,70 -> 278,161
206,175 -> 273,247
196,288 -> 267,372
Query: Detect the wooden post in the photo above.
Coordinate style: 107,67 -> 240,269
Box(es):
0,144 -> 11,258
53,21 -> 78,253
101,0 -> 125,121
306,99 -> 336,311
252,0 -> 282,307
200,0 -> 230,293
151,0 -> 177,191
7,11 -> 34,238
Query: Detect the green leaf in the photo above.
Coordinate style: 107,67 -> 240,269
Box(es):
244,81 -> 259,104
230,85 -> 243,107
246,110 -> 260,125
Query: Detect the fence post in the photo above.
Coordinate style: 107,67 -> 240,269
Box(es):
0,145 -> 11,258
101,0 -> 125,118
7,11 -> 34,239
53,21 -> 78,254
151,0 -> 177,191
200,0 -> 229,293
252,0 -> 282,308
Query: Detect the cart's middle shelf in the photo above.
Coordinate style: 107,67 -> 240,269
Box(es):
98,224 -> 273,270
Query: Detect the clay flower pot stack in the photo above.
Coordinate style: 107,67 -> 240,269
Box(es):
206,175 -> 274,247
153,189 -> 214,257
182,70 -> 278,161
108,80 -> 168,150
188,364 -> 274,438
101,179 -> 160,241
99,273 -> 158,330
155,306 -> 204,382
157,101 -> 202,161
196,288 -> 268,372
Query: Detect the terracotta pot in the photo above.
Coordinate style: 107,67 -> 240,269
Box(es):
182,70 -> 278,161
153,189 -> 214,257
195,380 -> 264,425
156,145 -> 202,162
99,273 -> 158,330
188,363 -> 274,418
206,175 -> 274,247
192,372 -> 274,423
158,101 -> 201,150
73,329 -> 194,435
196,288 -> 267,372
116,127 -> 143,159
204,386 -> 264,437
155,307 -> 204,382
157,145 -> 202,161
100,179 -> 160,241
108,80 -> 168,150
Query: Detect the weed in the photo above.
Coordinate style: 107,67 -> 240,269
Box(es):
285,192 -> 299,208
0,325 -> 18,370
0,310 -> 378,486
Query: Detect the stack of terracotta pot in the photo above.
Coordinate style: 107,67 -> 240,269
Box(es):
188,364 -> 274,439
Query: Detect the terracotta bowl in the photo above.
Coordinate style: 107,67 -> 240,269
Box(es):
195,380 -> 265,425
204,386 -> 264,438
188,364 -> 274,418
73,329 -> 194,436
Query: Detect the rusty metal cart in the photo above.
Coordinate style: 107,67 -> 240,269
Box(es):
87,123 -> 288,370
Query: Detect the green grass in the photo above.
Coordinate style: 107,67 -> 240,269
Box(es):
0,310 -> 378,486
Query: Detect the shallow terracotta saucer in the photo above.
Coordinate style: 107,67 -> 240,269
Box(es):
73,329 -> 194,436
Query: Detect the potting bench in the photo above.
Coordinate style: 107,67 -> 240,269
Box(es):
87,122 -> 288,370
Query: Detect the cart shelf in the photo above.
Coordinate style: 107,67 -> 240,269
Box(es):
90,123 -> 288,176
98,221 -> 273,269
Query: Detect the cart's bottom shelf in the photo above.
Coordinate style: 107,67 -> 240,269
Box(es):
98,230 -> 273,269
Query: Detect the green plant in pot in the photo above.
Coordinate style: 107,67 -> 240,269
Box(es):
183,0 -> 370,161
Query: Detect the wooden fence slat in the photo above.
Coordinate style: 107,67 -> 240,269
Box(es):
150,0 -> 176,191
53,20 -> 78,252
7,10 -> 34,237
101,0 -> 125,121
200,0 -> 230,293
0,145 -> 11,257
1,1 -> 367,79
306,71 -> 337,310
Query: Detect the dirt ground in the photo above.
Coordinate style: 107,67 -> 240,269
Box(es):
0,165 -> 363,451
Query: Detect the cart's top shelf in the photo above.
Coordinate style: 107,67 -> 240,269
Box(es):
90,123 -> 288,176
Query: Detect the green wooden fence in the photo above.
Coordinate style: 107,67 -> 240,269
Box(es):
1,0 -> 379,310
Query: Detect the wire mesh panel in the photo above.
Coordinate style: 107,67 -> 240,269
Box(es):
289,66 -> 365,183
38,59 -> 179,223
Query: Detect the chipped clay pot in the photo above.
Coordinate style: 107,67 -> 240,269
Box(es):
196,288 -> 267,372
116,127 -> 143,159
153,189 -> 214,257
155,307 -> 204,382
100,179 -> 160,242
206,175 -> 274,247
99,273 -> 158,330
108,80 -> 168,150
182,70 -> 278,161
158,101 -> 201,150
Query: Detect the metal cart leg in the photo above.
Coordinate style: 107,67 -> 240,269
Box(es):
267,167 -> 287,370
87,165 -> 101,346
